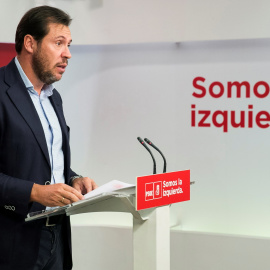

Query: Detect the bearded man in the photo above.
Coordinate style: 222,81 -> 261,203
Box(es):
0,6 -> 97,270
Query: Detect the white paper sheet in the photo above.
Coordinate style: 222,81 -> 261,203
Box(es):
83,180 -> 135,200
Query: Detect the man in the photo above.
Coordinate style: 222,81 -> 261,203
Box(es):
0,6 -> 97,270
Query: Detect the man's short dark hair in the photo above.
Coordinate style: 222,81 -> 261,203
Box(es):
15,5 -> 72,54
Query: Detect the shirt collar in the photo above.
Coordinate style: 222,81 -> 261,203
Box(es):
14,57 -> 54,97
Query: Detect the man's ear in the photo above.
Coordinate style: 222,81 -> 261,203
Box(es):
23,34 -> 36,54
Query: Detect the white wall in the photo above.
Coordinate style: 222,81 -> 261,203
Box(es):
58,39 -> 270,237
1,0 -> 270,44
54,38 -> 270,269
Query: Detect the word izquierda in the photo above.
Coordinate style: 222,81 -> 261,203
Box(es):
191,76 -> 270,132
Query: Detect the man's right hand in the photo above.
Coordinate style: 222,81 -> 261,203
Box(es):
30,183 -> 84,207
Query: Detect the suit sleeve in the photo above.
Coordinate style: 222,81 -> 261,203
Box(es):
0,173 -> 34,217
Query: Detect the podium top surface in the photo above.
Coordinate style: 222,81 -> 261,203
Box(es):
25,186 -> 136,222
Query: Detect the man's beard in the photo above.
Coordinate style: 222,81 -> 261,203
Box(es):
32,49 -> 66,85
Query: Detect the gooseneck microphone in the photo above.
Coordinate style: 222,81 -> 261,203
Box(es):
144,138 -> 167,173
137,137 -> 157,174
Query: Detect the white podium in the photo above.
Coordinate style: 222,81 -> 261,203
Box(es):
26,186 -> 171,270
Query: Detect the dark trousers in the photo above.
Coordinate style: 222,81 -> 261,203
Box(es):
33,223 -> 65,270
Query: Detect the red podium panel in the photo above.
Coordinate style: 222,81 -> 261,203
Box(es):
136,170 -> 190,210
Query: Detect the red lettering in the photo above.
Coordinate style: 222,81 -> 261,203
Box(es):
192,78 -> 270,99
192,77 -> 206,98
191,104 -> 270,131
198,111 -> 211,127
256,111 -> 270,128
231,111 -> 245,128
248,105 -> 253,128
253,81 -> 270,98
191,105 -> 196,126
209,82 -> 224,98
212,111 -> 228,132
227,81 -> 250,98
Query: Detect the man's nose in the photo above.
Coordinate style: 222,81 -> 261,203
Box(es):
62,46 -> 72,59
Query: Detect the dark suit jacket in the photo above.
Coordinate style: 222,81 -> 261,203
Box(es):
0,59 -> 77,269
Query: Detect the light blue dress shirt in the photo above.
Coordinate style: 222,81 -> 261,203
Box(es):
14,57 -> 65,185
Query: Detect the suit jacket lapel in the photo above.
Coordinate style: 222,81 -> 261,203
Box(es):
49,93 -> 69,149
49,92 -> 70,182
5,59 -> 51,168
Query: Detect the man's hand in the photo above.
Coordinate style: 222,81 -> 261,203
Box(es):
30,183 -> 84,207
72,177 -> 98,195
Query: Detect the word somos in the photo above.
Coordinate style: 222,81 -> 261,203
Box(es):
193,77 -> 270,99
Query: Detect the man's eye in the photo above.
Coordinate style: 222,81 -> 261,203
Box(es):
56,41 -> 61,46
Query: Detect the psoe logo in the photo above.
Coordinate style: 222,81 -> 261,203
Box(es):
145,181 -> 162,201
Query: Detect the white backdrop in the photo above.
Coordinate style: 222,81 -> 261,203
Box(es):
2,0 -> 270,44
56,38 -> 270,238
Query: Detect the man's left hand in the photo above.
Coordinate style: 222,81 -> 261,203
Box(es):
72,177 -> 98,195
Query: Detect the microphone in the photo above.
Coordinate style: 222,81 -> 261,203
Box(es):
137,137 -> 156,174
144,138 -> 167,173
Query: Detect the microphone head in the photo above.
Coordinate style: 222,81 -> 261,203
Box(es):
136,137 -> 157,174
144,138 -> 151,144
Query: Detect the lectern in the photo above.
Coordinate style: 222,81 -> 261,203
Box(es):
26,170 -> 191,270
